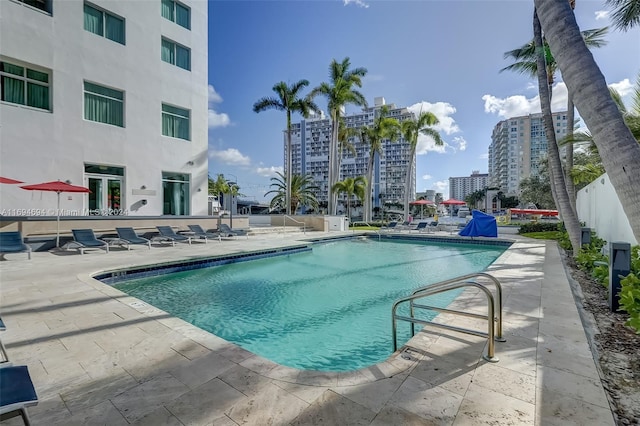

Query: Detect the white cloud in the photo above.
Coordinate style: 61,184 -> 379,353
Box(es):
208,84 -> 231,128
208,110 -> 231,128
482,81 -> 569,118
209,148 -> 250,166
453,136 -> 467,152
595,10 -> 609,20
422,174 -> 432,180
256,166 -> 283,177
407,101 -> 461,155
343,0 -> 369,8
433,180 -> 448,192
208,85 -> 223,104
609,78 -> 633,97
483,78 -> 633,120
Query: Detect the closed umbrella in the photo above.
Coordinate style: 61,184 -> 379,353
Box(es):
20,180 -> 91,247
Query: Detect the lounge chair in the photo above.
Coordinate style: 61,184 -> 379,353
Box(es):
0,231 -> 31,260
187,225 -> 221,242
63,229 -> 109,254
380,221 -> 399,232
413,222 -> 428,233
427,221 -> 439,233
0,365 -> 39,425
156,226 -> 192,245
218,224 -> 248,239
115,227 -> 151,249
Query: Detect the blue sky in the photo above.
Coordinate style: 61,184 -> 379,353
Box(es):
207,0 -> 640,203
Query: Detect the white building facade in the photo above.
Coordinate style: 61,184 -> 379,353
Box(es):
449,171 -> 489,201
0,0 -> 209,216
289,97 -> 416,212
488,112 -> 568,196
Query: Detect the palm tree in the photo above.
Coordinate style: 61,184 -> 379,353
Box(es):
605,0 -> 640,31
501,26 -> 608,205
534,0 -> 640,243
265,171 -> 319,214
533,8 -> 583,253
359,106 -> 401,222
331,176 -> 367,221
253,80 -> 319,216
310,57 -> 368,215
400,111 -> 443,220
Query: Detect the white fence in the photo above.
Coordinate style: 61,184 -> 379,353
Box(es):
576,173 -> 637,246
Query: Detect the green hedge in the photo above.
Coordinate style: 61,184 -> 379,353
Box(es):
518,222 -> 559,234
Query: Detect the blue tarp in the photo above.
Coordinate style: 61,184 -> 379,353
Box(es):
458,210 -> 498,238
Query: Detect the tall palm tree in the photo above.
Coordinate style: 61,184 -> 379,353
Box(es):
265,171 -> 319,214
310,57 -> 368,215
331,176 -> 367,221
501,26 -> 608,206
605,0 -> 640,31
359,105 -> 401,222
534,0 -> 640,243
253,80 -> 319,216
400,111 -> 443,220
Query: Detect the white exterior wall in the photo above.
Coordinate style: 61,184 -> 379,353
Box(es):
576,173 -> 637,246
0,0 -> 208,216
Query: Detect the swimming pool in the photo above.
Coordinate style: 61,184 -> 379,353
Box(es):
112,237 -> 507,372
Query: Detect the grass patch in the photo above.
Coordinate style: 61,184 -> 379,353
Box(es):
350,226 -> 380,231
520,231 -> 562,240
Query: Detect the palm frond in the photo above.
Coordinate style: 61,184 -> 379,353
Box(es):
253,97 -> 284,113
605,0 -> 640,31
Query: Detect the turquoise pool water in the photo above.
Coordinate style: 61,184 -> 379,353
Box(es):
114,238 -> 506,372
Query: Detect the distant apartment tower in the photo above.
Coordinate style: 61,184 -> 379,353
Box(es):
449,171 -> 489,201
488,112 -> 568,195
289,97 -> 416,211
0,0 -> 208,216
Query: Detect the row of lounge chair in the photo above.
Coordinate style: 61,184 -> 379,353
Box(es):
0,224 -> 249,258
0,316 -> 39,425
380,221 -> 439,233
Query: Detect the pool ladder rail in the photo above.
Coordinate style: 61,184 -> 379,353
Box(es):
391,272 -> 505,363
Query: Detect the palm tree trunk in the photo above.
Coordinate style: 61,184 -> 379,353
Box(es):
566,96 -> 577,209
534,8 -> 582,253
404,146 -> 415,220
365,154 -> 375,222
328,112 -> 338,215
535,0 -> 640,242
286,124 -> 292,216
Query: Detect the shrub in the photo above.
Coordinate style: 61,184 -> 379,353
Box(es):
518,222 -> 559,234
619,246 -> 640,333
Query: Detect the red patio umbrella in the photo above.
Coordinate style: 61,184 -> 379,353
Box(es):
0,176 -> 24,184
409,199 -> 435,218
20,180 -> 91,247
440,198 -> 467,217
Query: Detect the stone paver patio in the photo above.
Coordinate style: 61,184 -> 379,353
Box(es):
0,230 -> 615,425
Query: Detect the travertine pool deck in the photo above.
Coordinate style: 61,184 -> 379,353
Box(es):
0,231 -> 615,425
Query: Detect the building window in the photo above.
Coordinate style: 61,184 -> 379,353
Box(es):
161,38 -> 190,70
84,81 -> 124,127
161,0 -> 190,29
84,164 -> 125,215
162,104 -> 190,140
84,3 -> 125,45
162,172 -> 190,215
16,0 -> 51,13
0,60 -> 50,110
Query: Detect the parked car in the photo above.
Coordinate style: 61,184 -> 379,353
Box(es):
457,207 -> 470,218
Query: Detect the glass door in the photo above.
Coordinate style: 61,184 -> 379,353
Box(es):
85,174 -> 124,215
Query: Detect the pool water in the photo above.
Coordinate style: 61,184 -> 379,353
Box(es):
115,238 -> 506,372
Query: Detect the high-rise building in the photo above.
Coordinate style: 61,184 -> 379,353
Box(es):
0,0 -> 209,216
449,171 -> 489,201
488,112 -> 568,195
289,97 -> 416,211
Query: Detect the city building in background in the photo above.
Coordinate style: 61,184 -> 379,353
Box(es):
0,0 -> 209,216
289,97 -> 416,213
449,171 -> 489,201
488,112 -> 568,196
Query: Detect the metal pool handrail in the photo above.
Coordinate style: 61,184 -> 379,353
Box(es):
391,272 -> 504,362
283,215 -> 306,235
